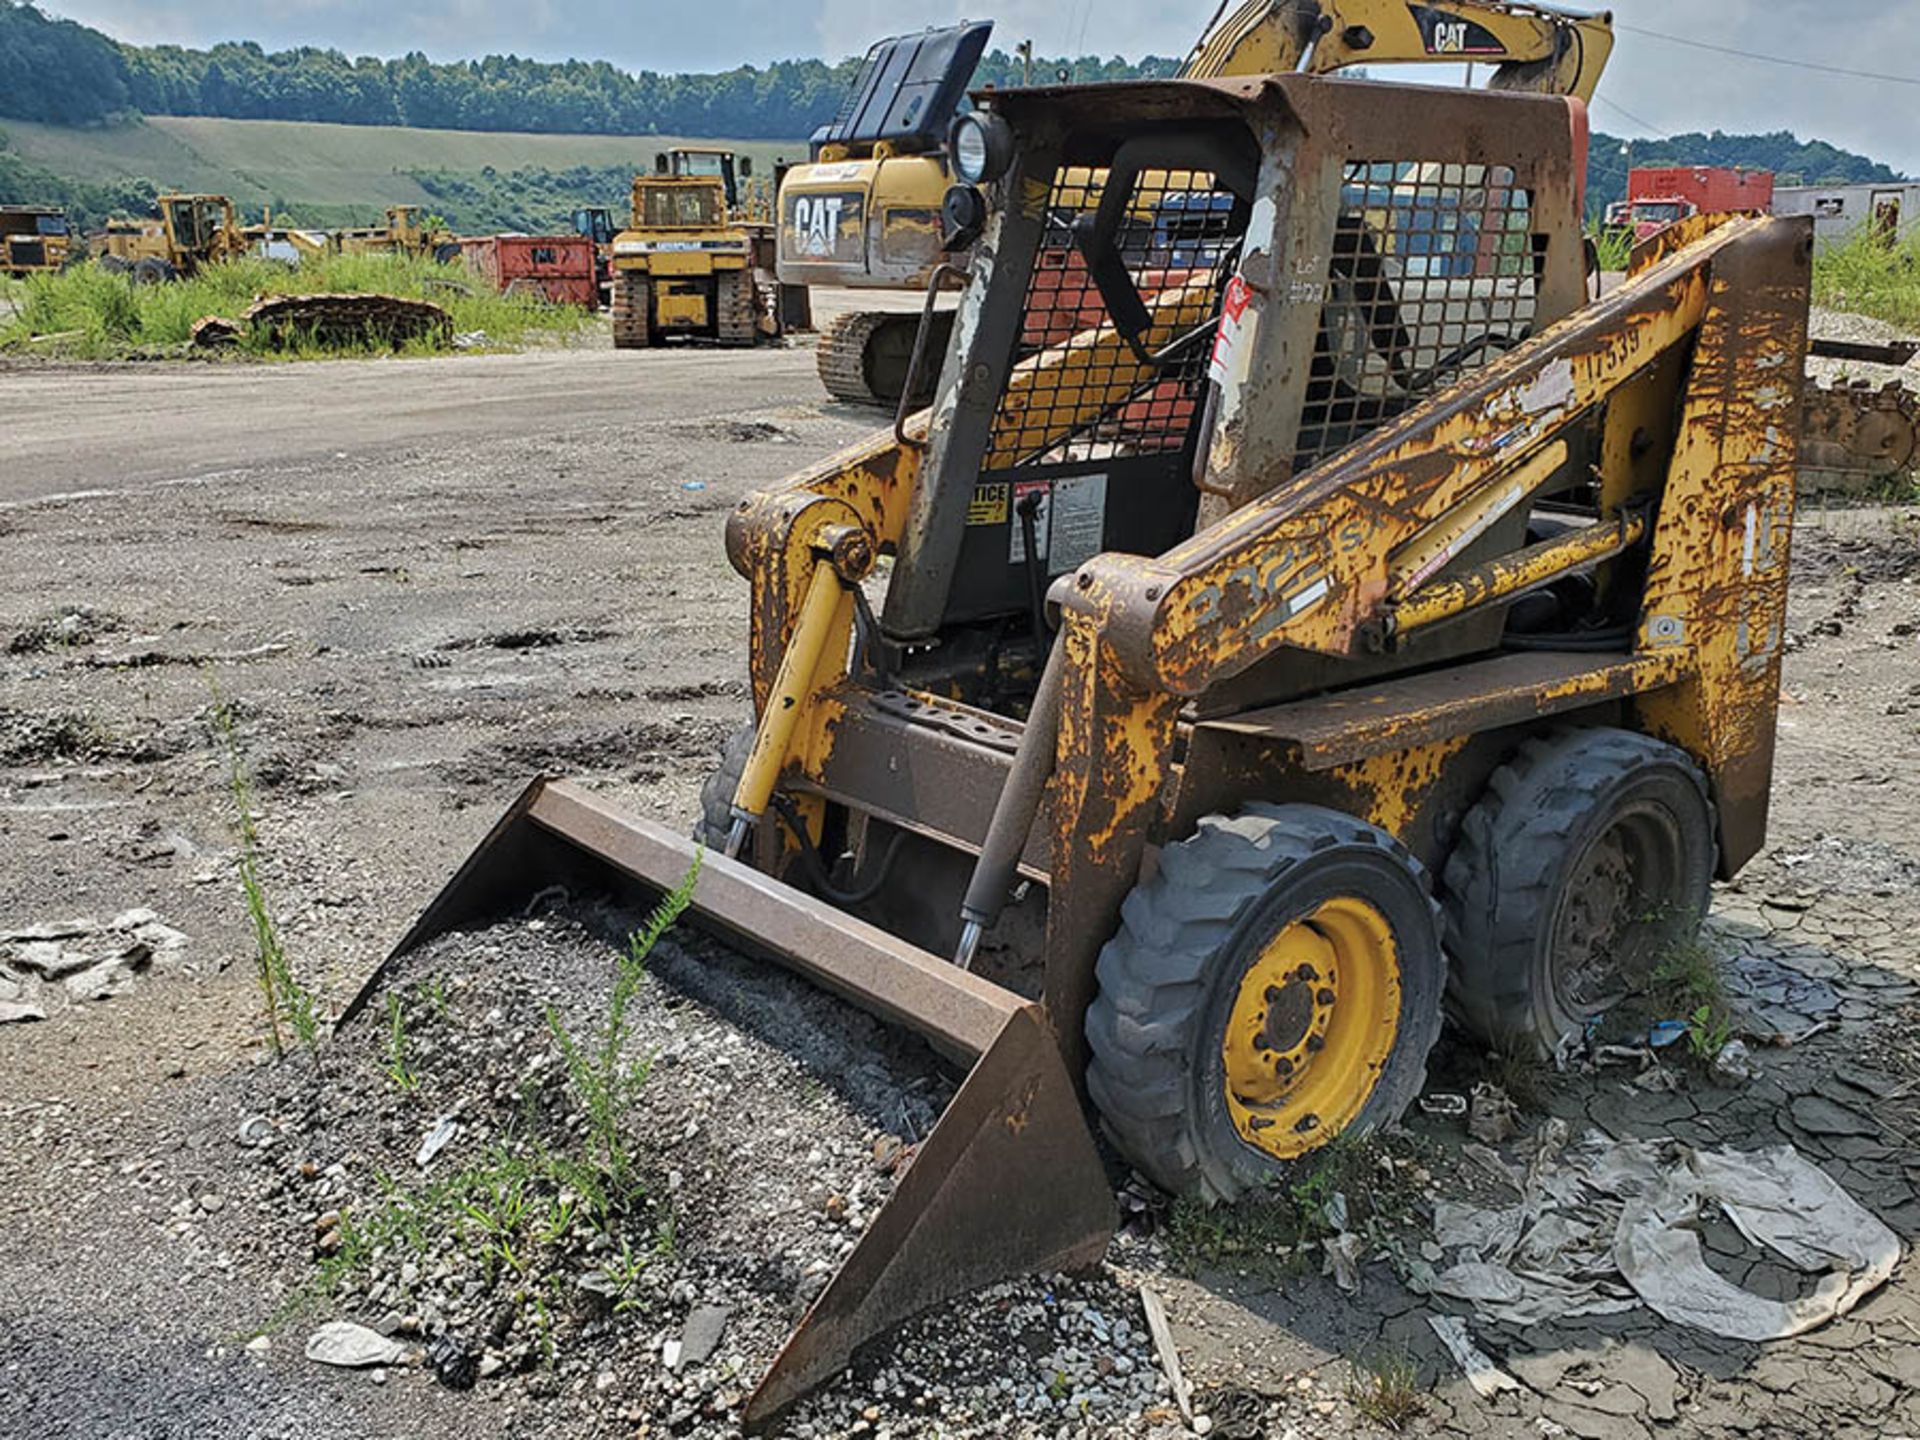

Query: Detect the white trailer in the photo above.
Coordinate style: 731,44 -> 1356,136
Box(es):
1773,183 -> 1920,247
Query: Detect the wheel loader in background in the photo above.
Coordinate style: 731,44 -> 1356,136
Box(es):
361,68 -> 1812,1426
609,148 -> 787,348
783,0 -> 1616,409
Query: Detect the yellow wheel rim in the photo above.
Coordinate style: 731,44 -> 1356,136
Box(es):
1221,896 -> 1401,1161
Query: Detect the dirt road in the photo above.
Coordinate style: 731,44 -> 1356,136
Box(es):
2,338 -> 1919,1440
0,347 -> 828,504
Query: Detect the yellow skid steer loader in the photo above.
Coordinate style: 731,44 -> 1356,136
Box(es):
353,72 -> 1812,1426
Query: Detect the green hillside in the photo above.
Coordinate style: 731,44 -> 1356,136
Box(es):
2,116 -> 798,226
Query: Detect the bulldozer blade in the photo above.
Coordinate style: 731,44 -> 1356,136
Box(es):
342,777 -> 1118,1420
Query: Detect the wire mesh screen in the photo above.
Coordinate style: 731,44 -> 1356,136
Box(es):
1295,161 -> 1541,470
981,165 -> 1240,472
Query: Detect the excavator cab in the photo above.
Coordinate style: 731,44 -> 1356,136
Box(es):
367,74 -> 1811,1424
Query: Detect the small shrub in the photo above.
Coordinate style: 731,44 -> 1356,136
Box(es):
1348,1348 -> 1424,1431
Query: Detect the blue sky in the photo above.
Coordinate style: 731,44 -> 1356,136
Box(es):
42,0 -> 1920,173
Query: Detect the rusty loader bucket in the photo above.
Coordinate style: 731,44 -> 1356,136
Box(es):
346,776 -> 1117,1427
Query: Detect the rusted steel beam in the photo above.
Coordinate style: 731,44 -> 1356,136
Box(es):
1389,510 -> 1650,638
1198,650 -> 1690,771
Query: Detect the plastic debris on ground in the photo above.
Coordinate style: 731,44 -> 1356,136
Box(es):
1422,1120 -> 1899,1341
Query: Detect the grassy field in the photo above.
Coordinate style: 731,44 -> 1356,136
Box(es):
2,117 -> 800,226
0,253 -> 595,359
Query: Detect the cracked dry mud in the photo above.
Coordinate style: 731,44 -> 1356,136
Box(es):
2,350 -> 1918,1439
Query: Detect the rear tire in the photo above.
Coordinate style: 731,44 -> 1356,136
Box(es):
1441,728 -> 1716,1057
131,256 -> 178,285
97,254 -> 134,276
695,725 -> 755,851
1085,805 -> 1445,1204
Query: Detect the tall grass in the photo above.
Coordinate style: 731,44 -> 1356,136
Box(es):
1814,228 -> 1920,330
1588,224 -> 1634,274
0,250 -> 594,357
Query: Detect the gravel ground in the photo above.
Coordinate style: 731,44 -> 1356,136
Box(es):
1,346 -> 1918,1438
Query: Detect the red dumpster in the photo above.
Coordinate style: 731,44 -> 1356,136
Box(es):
462,235 -> 600,309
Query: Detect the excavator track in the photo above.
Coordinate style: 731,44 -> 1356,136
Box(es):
816,310 -> 954,408
1802,375 -> 1920,494
244,293 -> 451,351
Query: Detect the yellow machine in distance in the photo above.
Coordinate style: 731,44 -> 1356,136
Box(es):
609,148 -> 781,349
782,1 -> 1617,406
329,205 -> 457,261
90,193 -> 256,281
0,206 -> 74,276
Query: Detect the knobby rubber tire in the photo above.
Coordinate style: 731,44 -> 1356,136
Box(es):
695,724 -> 756,852
1085,804 -> 1446,1205
1441,727 -> 1717,1057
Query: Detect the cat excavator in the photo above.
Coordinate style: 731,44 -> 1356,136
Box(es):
783,0 -> 1616,408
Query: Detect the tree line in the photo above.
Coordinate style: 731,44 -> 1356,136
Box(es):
0,1 -> 1173,139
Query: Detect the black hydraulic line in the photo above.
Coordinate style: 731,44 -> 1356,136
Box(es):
954,636 -> 1067,967
770,792 -> 909,908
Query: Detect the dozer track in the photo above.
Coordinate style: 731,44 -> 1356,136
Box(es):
244,292 -> 451,351
815,309 -> 954,408
716,266 -> 762,347
609,271 -> 651,349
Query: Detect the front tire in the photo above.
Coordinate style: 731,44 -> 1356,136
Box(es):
1085,805 -> 1445,1204
1442,728 -> 1716,1057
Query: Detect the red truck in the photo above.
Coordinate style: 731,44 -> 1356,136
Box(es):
461,234 -> 600,309
1605,166 -> 1775,241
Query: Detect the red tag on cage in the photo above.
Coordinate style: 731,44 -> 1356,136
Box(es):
1209,273 -> 1254,386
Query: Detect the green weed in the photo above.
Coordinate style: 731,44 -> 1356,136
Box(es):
1347,1348 -> 1425,1431
209,678 -> 321,1057
383,992 -> 419,1092
1588,224 -> 1634,273
546,859 -> 700,1193
1813,226 -> 1920,330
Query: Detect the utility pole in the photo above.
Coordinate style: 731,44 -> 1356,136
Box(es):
1018,39 -> 1034,87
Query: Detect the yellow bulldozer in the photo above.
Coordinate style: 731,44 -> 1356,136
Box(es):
609,148 -> 784,348
362,66 -> 1812,1426
781,0 -> 1615,407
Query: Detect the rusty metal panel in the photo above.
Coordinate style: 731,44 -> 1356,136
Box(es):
1631,218 -> 1812,874
798,688 -> 1052,878
1198,650 -> 1689,771
744,1002 -> 1115,1426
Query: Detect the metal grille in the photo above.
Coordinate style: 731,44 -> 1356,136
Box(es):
1295,161 -> 1540,470
982,166 -> 1239,471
